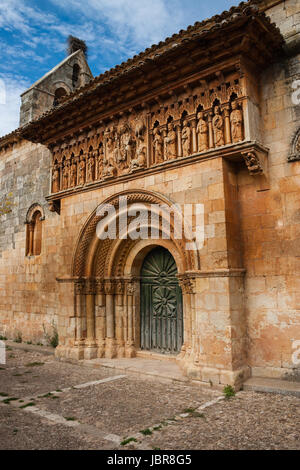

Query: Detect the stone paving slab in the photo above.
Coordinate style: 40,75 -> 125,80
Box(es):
0,349 -> 118,398
34,375 -> 212,437
142,391 -> 300,450
1,345 -> 300,450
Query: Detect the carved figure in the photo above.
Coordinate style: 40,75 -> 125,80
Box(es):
230,101 -> 243,143
62,162 -> 69,190
87,154 -> 95,182
78,156 -> 86,185
196,112 -> 208,152
103,155 -> 116,178
97,147 -> 104,180
212,106 -> 224,147
243,152 -> 263,175
165,122 -> 177,160
181,120 -> 191,157
130,142 -> 146,171
153,127 -> 163,163
52,164 -> 60,193
70,160 -> 77,187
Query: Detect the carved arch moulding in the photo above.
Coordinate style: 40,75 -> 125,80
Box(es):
70,189 -> 201,280
288,128 -> 300,162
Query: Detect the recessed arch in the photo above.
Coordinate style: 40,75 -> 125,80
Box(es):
71,189 -> 200,278
25,203 -> 45,256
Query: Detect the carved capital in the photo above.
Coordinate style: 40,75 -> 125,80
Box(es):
104,280 -> 115,295
126,281 -> 135,296
115,280 -> 125,295
75,279 -> 86,295
179,277 -> 196,295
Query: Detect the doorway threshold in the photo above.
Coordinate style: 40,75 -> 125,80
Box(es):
136,350 -> 178,362
81,356 -> 189,385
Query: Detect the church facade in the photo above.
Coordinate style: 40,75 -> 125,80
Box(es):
0,0 -> 299,388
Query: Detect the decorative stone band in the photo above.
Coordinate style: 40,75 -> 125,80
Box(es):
186,269 -> 246,278
178,269 -> 246,294
56,276 -> 140,296
47,141 -> 269,206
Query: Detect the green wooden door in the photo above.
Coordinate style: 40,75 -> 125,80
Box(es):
140,247 -> 183,354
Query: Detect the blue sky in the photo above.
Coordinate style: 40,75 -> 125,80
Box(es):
0,0 -> 240,136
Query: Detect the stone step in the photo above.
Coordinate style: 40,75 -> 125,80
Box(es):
243,377 -> 300,398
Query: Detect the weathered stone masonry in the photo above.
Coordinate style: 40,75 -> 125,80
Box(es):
0,0 -> 299,388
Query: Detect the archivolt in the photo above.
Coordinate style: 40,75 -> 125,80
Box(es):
71,189 -> 200,278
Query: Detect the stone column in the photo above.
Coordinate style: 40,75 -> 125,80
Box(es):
125,281 -> 136,358
191,119 -> 197,153
176,124 -> 182,158
223,105 -> 232,145
208,112 -> 214,149
74,280 -> 85,349
115,281 -> 125,358
95,280 -> 106,357
161,125 -> 167,161
104,280 -> 116,358
28,222 -> 34,256
85,280 -> 98,359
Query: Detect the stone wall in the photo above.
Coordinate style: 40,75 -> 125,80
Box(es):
238,0 -> 300,377
20,50 -> 92,127
0,0 -> 299,382
0,140 -> 58,343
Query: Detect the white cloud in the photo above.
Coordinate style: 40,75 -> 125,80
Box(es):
50,0 -> 185,50
0,73 -> 29,137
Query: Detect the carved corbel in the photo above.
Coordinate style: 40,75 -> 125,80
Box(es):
48,200 -> 60,214
242,151 -> 264,176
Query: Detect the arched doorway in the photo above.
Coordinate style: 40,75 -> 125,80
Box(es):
140,247 -> 183,354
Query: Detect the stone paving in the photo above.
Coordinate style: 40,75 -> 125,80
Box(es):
0,345 -> 299,450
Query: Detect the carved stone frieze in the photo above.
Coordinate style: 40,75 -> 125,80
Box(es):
49,73 -> 246,195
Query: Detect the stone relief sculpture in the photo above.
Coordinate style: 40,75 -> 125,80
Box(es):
130,119 -> 146,171
62,161 -> 69,190
97,146 -> 104,180
52,164 -> 60,193
181,119 -> 191,157
119,123 -> 132,169
230,101 -> 243,143
50,76 -> 247,193
165,122 -> 177,160
70,158 -> 77,187
196,111 -> 209,152
78,155 -> 86,185
243,152 -> 263,175
212,106 -> 225,147
153,127 -> 164,163
87,153 -> 95,183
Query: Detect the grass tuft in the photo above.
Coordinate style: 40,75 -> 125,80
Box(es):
120,437 -> 138,446
223,384 -> 236,399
